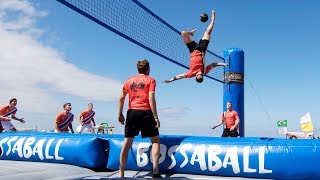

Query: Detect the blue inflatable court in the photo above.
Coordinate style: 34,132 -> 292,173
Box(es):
0,1 -> 314,179
1,132 -> 320,179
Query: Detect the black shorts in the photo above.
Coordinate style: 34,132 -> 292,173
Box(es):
125,109 -> 159,138
222,128 -> 239,137
186,39 -> 210,53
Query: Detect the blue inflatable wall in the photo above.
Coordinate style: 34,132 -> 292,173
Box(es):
0,132 -> 108,168
223,48 -> 245,137
2,133 -> 320,179
107,135 -> 320,179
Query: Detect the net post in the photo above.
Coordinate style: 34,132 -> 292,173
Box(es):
223,48 -> 245,137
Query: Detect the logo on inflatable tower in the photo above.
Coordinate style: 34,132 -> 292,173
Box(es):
224,72 -> 244,84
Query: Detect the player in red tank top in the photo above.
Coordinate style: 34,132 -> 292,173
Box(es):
212,101 -> 240,137
163,10 -> 227,83
118,59 -> 161,178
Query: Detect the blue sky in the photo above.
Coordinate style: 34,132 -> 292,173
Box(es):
0,0 -> 319,137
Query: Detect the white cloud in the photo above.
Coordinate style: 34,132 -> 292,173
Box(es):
0,0 -> 123,114
0,0 -> 36,15
0,0 -> 46,32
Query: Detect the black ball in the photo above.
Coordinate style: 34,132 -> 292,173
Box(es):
200,13 -> 208,22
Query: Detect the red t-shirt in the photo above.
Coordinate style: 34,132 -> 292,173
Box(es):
222,110 -> 239,129
184,50 -> 213,78
56,112 -> 73,132
0,105 -> 17,121
80,110 -> 95,124
123,74 -> 156,110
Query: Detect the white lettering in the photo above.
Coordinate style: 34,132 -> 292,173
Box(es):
1,137 -> 65,161
223,147 -> 240,174
24,137 -> 36,159
259,146 -> 272,173
132,143 -> 272,175
33,139 -> 45,160
12,137 -> 26,158
180,143 -> 192,168
243,146 -> 256,173
149,143 -> 166,164
2,137 -> 273,175
0,137 -> 10,156
208,145 -> 222,172
131,143 -> 272,174
136,142 -> 150,167
45,138 -> 54,159
167,145 -> 179,169
158,144 -> 167,164
190,145 -> 207,171
6,136 -> 18,156
54,139 -> 65,160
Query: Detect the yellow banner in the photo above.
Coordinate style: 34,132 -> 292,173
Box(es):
300,121 -> 314,132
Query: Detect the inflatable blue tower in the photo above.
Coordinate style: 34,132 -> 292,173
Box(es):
223,48 -> 245,137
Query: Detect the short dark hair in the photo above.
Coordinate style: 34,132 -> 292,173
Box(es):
137,59 -> 150,74
63,102 -> 71,108
196,76 -> 203,83
9,98 -> 17,104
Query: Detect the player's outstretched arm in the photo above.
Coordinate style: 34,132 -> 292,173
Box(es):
11,115 -> 25,123
212,119 -> 224,130
163,73 -> 185,83
208,62 -> 228,69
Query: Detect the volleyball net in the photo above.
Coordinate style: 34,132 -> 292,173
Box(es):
57,0 -> 225,83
